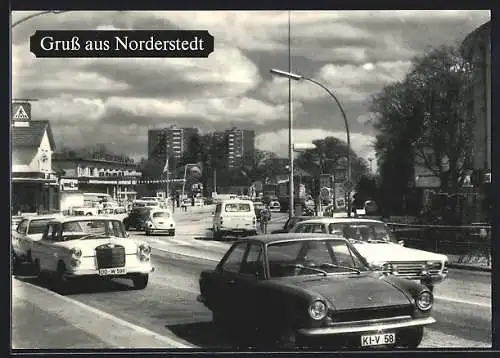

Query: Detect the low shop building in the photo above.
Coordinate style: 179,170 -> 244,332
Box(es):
52,153 -> 142,205
11,120 -> 59,214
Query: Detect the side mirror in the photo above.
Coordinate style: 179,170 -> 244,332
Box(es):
398,240 -> 405,246
125,232 -> 130,237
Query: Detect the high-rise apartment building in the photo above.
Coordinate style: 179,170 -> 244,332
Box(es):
148,126 -> 198,163
225,128 -> 255,169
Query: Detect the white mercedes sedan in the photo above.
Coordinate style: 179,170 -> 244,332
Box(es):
290,218 -> 448,291
30,216 -> 154,290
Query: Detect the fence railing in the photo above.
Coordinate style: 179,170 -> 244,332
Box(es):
386,223 -> 491,267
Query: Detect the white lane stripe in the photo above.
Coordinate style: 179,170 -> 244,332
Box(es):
434,295 -> 491,308
154,247 -> 220,262
16,279 -> 195,348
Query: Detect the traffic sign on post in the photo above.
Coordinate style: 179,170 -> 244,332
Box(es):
320,187 -> 330,201
343,179 -> 355,192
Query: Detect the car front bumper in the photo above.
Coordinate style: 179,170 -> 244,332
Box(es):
65,263 -> 154,278
298,315 -> 435,336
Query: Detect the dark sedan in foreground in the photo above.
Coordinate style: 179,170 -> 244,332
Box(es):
197,233 -> 435,349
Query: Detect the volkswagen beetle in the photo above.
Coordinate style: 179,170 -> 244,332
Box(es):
197,233 -> 436,349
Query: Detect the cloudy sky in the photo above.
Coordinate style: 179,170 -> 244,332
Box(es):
12,10 -> 490,166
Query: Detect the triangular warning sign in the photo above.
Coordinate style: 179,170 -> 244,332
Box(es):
13,105 -> 30,120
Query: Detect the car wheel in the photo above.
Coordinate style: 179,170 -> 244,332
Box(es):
145,229 -> 151,236
169,229 -> 175,236
275,326 -> 299,349
11,252 -> 19,275
399,327 -> 424,348
85,213 -> 92,216
214,229 -> 222,240
132,274 -> 149,290
52,262 -> 71,294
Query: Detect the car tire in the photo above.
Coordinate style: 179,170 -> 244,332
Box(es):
132,274 -> 149,290
52,262 -> 71,294
399,327 -> 424,348
145,229 -> 151,236
85,213 -> 92,216
274,326 -> 300,349
169,229 -> 175,236
214,229 -> 223,241
11,252 -> 19,275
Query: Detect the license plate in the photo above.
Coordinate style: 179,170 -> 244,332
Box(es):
158,222 -> 164,224
361,333 -> 396,347
99,267 -> 127,276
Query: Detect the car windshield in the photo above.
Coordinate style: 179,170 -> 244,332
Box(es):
152,211 -> 170,219
225,203 -> 251,212
267,239 -> 369,278
61,220 -> 126,240
328,222 -> 394,243
28,219 -> 54,235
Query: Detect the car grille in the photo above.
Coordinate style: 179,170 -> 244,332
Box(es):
332,305 -> 413,323
95,244 -> 126,269
389,261 -> 442,277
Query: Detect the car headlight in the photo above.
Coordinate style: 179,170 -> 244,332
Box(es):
308,300 -> 327,320
137,244 -> 151,261
370,261 -> 392,272
416,291 -> 433,311
426,261 -> 442,270
70,247 -> 82,259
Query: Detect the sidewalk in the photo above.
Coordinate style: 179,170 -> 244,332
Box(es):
11,278 -> 192,349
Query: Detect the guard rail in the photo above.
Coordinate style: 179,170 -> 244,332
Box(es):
386,223 -> 491,267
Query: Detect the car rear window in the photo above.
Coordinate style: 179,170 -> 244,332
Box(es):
225,203 -> 251,212
28,219 -> 53,235
153,211 -> 170,218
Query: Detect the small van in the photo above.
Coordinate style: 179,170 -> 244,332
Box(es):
212,199 -> 257,239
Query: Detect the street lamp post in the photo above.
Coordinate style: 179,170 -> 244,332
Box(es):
12,11 -> 68,28
270,68 -> 353,216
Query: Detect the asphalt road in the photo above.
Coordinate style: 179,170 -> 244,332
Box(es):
12,210 -> 492,349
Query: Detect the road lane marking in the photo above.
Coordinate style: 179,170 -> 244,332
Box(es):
154,247 -> 220,262
434,295 -> 491,308
14,279 -> 195,348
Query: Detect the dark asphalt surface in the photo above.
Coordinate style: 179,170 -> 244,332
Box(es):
15,247 -> 491,349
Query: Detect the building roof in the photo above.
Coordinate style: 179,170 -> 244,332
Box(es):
461,20 -> 490,58
11,120 -> 56,150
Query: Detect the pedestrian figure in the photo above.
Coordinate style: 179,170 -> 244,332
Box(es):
260,205 -> 271,234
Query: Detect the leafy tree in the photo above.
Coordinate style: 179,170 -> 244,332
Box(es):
371,45 -> 474,197
295,136 -> 369,183
353,175 -> 379,208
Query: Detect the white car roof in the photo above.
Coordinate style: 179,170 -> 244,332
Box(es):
49,216 -> 124,223
297,217 -> 384,224
221,199 -> 254,204
21,214 -> 62,221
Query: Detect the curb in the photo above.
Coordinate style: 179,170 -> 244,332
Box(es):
448,263 -> 491,272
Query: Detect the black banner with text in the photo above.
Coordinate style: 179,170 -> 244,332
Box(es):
30,30 -> 214,58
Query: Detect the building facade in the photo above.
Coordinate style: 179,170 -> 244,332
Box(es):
224,128 -> 255,168
460,20 -> 491,222
461,21 -> 491,172
148,126 -> 198,163
12,120 -> 59,214
52,154 -> 142,204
